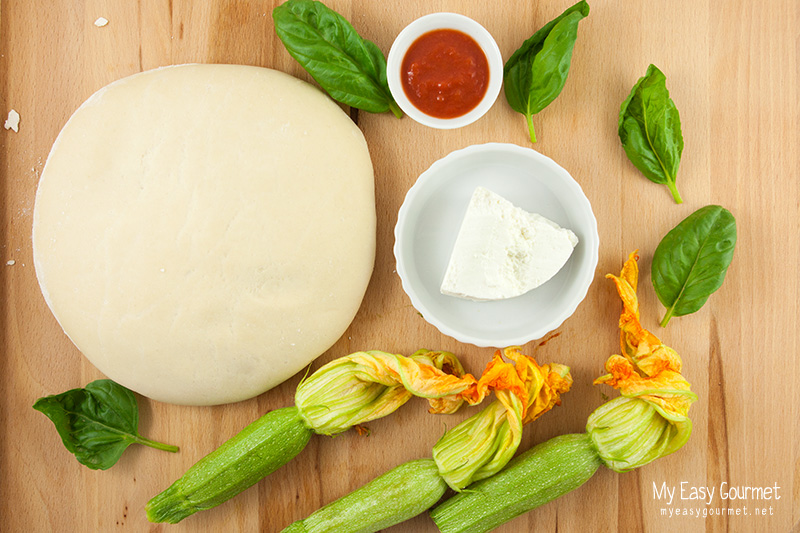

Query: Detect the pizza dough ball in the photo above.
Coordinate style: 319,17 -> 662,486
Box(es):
32,64 -> 376,405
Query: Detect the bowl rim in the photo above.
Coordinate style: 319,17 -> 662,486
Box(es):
393,142 -> 600,347
386,12 -> 504,129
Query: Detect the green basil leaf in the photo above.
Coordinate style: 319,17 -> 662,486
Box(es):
33,379 -> 178,470
619,64 -> 684,203
273,0 -> 402,117
652,205 -> 737,327
503,1 -> 590,143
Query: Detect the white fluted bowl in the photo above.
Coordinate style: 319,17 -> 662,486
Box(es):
394,143 -> 599,347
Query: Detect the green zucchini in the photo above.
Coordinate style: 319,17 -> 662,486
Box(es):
282,459 -> 447,533
430,434 -> 601,533
146,406 -> 312,523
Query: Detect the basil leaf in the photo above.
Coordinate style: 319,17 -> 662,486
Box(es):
33,379 -> 178,470
273,0 -> 402,117
619,64 -> 684,203
504,1 -> 590,143
652,205 -> 737,327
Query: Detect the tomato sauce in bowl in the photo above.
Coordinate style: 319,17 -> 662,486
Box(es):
387,13 -> 503,128
401,29 -> 490,119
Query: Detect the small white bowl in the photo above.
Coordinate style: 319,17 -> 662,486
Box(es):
387,13 -> 503,129
394,143 -> 599,348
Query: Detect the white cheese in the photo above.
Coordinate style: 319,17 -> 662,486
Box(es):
441,187 -> 578,301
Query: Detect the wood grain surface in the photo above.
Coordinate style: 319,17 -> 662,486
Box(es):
1,1 -> 798,532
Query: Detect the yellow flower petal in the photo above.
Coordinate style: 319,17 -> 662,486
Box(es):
460,351 -> 527,408
620,249 -> 639,292
594,353 -> 695,421
526,362 -> 573,424
499,346 -> 573,424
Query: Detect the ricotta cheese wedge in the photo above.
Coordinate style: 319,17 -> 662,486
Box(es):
440,187 -> 578,301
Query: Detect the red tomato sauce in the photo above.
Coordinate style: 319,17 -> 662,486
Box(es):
401,29 -> 489,119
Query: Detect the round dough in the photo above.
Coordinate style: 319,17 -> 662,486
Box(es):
33,65 -> 376,405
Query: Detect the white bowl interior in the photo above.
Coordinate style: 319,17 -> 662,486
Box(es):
394,143 -> 599,347
387,13 -> 503,129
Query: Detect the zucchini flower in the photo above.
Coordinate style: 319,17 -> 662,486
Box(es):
432,345 -> 572,490
587,251 -> 697,472
295,350 -> 479,436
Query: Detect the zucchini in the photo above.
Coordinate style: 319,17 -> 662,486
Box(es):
282,459 -> 447,533
147,406 -> 312,523
430,434 -> 601,533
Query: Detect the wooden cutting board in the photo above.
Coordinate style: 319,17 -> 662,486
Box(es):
1,1 -> 797,531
